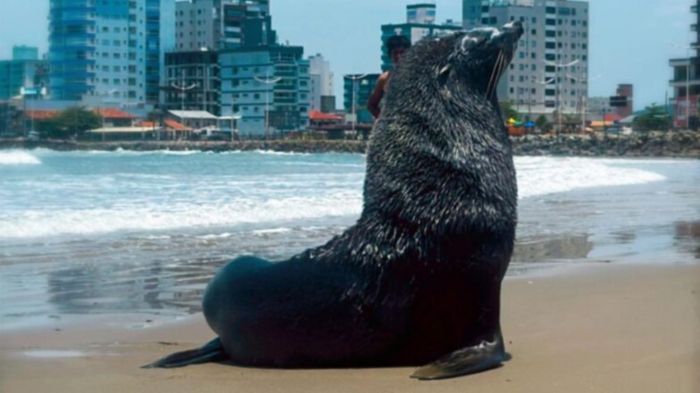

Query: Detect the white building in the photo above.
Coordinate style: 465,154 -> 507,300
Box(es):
308,54 -> 334,112
463,0 -> 589,118
175,0 -> 273,51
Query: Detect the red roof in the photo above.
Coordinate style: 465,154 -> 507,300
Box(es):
164,118 -> 191,131
94,108 -> 137,120
603,113 -> 622,122
25,110 -> 59,120
309,110 -> 343,121
135,121 -> 157,128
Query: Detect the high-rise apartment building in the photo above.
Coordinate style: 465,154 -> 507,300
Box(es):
219,45 -> 310,136
164,50 -> 221,115
669,1 -> 700,128
463,0 -> 589,118
49,0 -> 171,107
381,4 -> 462,71
308,54 -> 334,112
175,0 -> 275,51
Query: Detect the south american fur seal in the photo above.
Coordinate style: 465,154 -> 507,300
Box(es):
146,21 -> 523,380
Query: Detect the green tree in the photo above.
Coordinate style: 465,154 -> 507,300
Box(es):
535,114 -> 550,132
633,104 -> 671,131
37,107 -> 101,139
499,101 -> 519,121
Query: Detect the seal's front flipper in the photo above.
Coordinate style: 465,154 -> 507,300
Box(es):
410,335 -> 508,380
142,338 -> 226,369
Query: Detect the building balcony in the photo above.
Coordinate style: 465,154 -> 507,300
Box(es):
669,78 -> 700,87
692,4 -> 698,13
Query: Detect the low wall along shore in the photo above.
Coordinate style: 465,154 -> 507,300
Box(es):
1,131 -> 699,158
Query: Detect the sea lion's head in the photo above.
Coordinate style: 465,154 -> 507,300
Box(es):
446,21 -> 524,97
384,22 -> 524,116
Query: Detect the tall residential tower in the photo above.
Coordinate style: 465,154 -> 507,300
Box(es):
308,54 -> 334,112
175,0 -> 275,51
463,0 -> 589,118
49,0 -> 172,107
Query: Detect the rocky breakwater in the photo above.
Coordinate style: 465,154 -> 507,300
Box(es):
0,139 -> 368,154
2,131 -> 699,157
511,131 -> 700,158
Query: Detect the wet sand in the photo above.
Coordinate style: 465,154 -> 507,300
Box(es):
1,262 -> 698,393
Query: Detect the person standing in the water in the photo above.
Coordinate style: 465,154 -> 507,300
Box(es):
368,35 -> 412,119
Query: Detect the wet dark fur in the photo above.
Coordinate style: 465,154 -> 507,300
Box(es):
147,24 -> 521,378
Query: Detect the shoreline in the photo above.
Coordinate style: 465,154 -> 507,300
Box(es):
1,131 -> 700,157
1,262 -> 698,393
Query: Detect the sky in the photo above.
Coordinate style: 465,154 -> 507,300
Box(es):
0,0 -> 694,110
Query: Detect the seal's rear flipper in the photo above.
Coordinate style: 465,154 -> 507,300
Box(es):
142,338 -> 226,369
410,334 -> 508,380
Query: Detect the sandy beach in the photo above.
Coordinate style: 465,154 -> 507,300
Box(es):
1,262 -> 698,393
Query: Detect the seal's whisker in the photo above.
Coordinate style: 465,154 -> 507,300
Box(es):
486,51 -> 505,99
489,54 -> 504,100
485,53 -> 499,95
490,51 -> 506,99
485,52 -> 501,98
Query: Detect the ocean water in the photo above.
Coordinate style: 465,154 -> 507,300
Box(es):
1,149 -> 698,329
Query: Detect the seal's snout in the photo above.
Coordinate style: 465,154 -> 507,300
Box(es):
491,21 -> 523,49
502,21 -> 524,39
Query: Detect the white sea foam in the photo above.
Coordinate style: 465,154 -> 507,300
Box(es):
0,154 -> 669,239
0,192 -> 363,239
0,150 -> 41,165
514,157 -> 666,198
196,232 -> 234,239
253,227 -> 293,235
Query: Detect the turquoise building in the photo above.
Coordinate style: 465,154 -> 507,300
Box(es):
48,0 -> 173,106
343,73 -> 379,125
220,45 -> 310,136
0,46 -> 48,100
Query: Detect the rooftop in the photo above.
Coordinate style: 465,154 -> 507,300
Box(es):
25,110 -> 59,120
164,118 -> 191,131
309,110 -> 343,121
94,108 -> 138,120
168,110 -> 218,120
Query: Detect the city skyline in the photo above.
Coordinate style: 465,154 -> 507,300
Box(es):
0,0 -> 694,110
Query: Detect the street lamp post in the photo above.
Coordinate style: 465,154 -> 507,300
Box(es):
172,69 -> 197,111
545,59 -> 580,137
254,71 -> 282,139
98,89 -> 119,128
565,73 -> 588,132
344,74 -> 367,136
20,86 -> 47,137
534,77 -> 556,133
